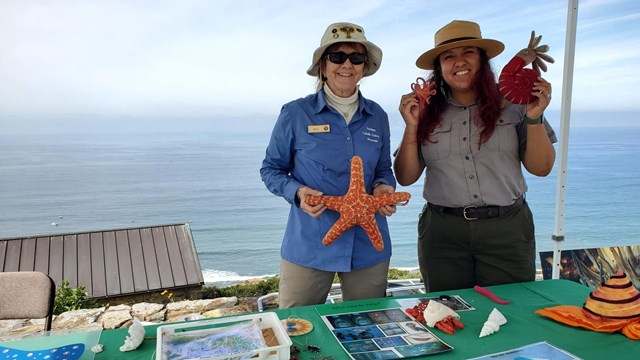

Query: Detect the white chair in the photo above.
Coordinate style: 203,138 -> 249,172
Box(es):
0,271 -> 56,331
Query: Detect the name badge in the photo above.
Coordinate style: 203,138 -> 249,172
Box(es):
308,125 -> 330,133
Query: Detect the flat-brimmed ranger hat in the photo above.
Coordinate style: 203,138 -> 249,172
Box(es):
416,20 -> 504,70
307,22 -> 383,77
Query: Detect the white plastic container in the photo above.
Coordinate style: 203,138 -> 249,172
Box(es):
156,312 -> 291,360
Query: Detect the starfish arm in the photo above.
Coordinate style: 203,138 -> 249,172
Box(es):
359,216 -> 384,251
306,195 -> 348,211
323,195 -> 352,212
322,215 -> 357,246
371,192 -> 412,207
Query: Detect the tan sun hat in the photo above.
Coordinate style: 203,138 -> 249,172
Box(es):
416,20 -> 504,70
307,22 -> 383,77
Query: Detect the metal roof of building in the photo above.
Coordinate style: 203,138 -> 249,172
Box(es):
0,223 -> 204,299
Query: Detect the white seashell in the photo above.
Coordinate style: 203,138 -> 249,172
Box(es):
487,308 -> 507,326
120,317 -> 145,352
479,308 -> 507,338
423,300 -> 459,327
479,321 -> 500,337
91,344 -> 104,353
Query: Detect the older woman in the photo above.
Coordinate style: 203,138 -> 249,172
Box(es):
261,22 -> 399,308
395,20 -> 557,292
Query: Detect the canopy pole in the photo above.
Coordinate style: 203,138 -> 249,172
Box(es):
552,0 -> 580,279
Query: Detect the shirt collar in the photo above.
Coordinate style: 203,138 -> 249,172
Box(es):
446,93 -> 478,108
313,88 -> 372,116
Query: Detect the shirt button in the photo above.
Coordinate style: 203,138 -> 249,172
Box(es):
463,121 -> 467,125
463,137 -> 467,141
499,119 -> 504,123
473,194 -> 478,198
346,136 -> 351,141
469,175 -> 474,179
465,156 -> 470,160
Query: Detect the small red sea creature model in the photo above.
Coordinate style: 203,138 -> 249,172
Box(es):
411,77 -> 437,116
435,315 -> 465,335
499,31 -> 555,104
474,285 -> 511,305
406,301 -> 429,323
306,156 -> 411,251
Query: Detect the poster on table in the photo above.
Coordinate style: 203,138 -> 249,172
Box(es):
316,297 -> 459,359
467,341 -> 581,360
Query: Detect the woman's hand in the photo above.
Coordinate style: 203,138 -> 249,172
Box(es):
522,76 -> 556,176
297,186 -> 326,218
399,92 -> 420,128
526,76 -> 552,119
373,184 -> 398,217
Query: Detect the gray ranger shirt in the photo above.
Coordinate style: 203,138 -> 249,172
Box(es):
420,98 -> 557,207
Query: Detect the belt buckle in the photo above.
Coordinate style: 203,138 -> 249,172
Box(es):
463,205 -> 478,220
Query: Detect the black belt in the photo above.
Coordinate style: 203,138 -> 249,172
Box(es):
428,197 -> 524,220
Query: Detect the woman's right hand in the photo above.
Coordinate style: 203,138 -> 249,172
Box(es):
399,92 -> 420,128
394,93 -> 425,186
297,186 -> 326,218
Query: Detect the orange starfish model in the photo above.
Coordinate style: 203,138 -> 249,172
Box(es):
305,155 -> 411,251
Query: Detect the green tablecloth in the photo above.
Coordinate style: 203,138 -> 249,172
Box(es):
68,280 -> 640,359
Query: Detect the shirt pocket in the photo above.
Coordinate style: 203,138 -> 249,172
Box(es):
485,117 -> 520,153
423,121 -> 452,162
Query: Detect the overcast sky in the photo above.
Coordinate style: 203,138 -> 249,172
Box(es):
1,0 -> 639,132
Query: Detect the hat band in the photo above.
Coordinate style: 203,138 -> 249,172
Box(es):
437,36 -> 480,47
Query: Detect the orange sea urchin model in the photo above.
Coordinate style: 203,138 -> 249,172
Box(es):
305,155 -> 411,251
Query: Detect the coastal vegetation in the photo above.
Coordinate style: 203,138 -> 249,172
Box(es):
53,279 -> 100,315
202,268 -> 421,299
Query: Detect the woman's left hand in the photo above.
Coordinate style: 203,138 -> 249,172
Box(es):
526,76 -> 552,119
373,184 -> 397,217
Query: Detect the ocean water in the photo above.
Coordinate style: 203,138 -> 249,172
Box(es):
1,126 -> 639,286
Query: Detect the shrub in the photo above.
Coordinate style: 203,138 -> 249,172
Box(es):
388,268 -> 421,279
202,276 -> 280,299
53,280 -> 101,315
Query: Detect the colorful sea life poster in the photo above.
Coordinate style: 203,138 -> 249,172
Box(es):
317,302 -> 452,359
467,341 -> 581,360
539,245 -> 640,289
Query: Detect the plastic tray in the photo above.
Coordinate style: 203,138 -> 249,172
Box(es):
156,312 -> 291,360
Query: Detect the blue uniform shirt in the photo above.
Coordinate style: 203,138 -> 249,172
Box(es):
260,90 -> 396,272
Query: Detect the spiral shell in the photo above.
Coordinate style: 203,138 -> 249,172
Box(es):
583,271 -> 640,320
479,308 -> 507,338
499,56 -> 538,104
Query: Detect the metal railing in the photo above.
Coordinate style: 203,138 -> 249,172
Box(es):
257,278 -> 425,312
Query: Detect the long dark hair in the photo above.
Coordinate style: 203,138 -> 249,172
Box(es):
417,49 -> 502,147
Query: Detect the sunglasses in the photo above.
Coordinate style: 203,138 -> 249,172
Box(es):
326,52 -> 368,65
